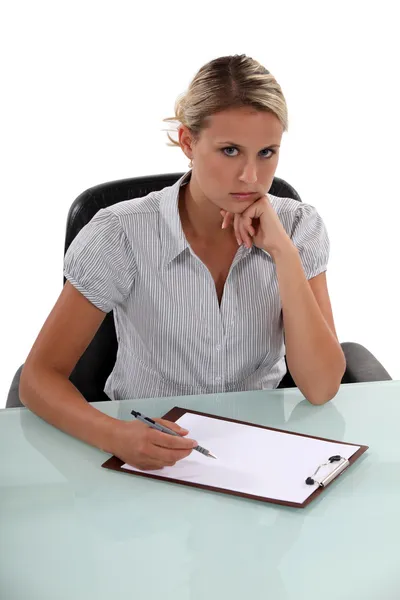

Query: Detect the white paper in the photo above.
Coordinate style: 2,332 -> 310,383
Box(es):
122,413 -> 360,504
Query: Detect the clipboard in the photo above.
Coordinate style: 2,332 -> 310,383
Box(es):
102,407 -> 369,508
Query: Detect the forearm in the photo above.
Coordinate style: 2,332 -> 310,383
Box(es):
271,242 -> 346,405
19,365 -> 120,453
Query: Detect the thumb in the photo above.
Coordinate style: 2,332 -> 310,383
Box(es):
155,418 -> 189,436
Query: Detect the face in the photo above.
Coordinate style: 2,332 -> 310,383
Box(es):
179,106 -> 283,213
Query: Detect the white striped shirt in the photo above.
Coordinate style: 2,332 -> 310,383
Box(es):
64,171 -> 330,400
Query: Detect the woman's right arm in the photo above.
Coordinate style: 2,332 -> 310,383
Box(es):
19,281 -> 196,469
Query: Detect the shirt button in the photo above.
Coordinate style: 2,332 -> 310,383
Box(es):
215,376 -> 222,383
216,344 -> 221,351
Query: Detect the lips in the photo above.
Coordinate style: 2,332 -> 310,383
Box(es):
230,192 -> 257,200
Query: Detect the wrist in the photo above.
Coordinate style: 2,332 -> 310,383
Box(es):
262,239 -> 298,260
93,413 -> 125,455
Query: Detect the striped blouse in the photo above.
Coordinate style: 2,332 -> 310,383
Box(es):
63,171 -> 330,400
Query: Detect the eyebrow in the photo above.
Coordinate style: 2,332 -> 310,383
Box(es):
216,141 -> 280,149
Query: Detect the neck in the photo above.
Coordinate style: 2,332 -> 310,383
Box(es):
179,174 -> 232,242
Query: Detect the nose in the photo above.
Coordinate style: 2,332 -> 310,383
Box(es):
239,161 -> 257,184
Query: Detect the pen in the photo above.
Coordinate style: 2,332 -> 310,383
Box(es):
131,410 -> 217,459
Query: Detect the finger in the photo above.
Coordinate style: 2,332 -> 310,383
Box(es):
240,214 -> 256,247
234,214 -> 242,246
237,216 -> 251,247
220,209 -> 227,226
149,428 -> 198,450
221,211 -> 233,230
154,418 -> 189,436
137,458 -> 166,471
147,442 -> 194,465
240,220 -> 253,248
226,212 -> 234,228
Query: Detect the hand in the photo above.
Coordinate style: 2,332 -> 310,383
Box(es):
110,418 -> 197,471
221,194 -> 292,255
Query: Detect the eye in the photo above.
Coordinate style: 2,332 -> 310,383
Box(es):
222,147 -> 239,157
221,147 -> 276,158
259,148 -> 276,159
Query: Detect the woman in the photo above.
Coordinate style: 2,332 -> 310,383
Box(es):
20,54 -> 346,470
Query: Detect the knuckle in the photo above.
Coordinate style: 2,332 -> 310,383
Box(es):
168,451 -> 178,463
137,442 -> 147,455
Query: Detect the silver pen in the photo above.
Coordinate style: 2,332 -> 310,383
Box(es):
131,410 -> 217,459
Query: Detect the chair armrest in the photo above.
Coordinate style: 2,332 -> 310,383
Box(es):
6,364 -> 24,408
6,341 -> 392,407
340,342 -> 392,383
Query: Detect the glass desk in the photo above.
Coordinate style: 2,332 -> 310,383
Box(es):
1,381 -> 399,599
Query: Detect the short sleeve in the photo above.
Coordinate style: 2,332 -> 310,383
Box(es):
63,209 -> 137,312
290,203 -> 330,279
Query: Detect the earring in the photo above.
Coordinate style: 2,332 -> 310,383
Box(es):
188,158 -> 193,168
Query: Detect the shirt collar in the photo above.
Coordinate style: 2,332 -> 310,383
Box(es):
159,171 -> 262,268
159,170 -> 192,268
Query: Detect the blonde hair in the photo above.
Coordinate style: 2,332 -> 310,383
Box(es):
163,54 -> 288,147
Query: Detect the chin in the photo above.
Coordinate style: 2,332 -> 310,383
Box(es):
228,196 -> 259,211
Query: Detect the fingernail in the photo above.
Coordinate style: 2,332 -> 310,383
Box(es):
192,440 -> 198,448
221,223 -> 226,229
237,239 -> 241,246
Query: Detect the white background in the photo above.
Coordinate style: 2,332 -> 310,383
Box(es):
1,1 -> 399,408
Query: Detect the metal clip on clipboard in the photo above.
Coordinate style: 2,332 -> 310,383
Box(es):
305,455 -> 350,488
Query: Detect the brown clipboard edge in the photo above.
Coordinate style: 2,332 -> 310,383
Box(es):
101,406 -> 369,509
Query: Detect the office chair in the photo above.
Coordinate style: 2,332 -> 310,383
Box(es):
6,173 -> 392,408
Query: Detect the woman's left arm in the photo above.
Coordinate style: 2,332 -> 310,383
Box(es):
270,240 -> 346,405
221,196 -> 346,405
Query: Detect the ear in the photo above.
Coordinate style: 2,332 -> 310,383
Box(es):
178,125 -> 195,161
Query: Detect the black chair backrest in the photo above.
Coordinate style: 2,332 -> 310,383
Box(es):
65,173 -> 302,402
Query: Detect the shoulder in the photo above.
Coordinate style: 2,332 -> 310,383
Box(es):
267,192 -> 308,233
267,192 -> 301,215
106,188 -> 166,219
268,192 -> 316,218
99,184 -> 174,241
268,193 -> 326,231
